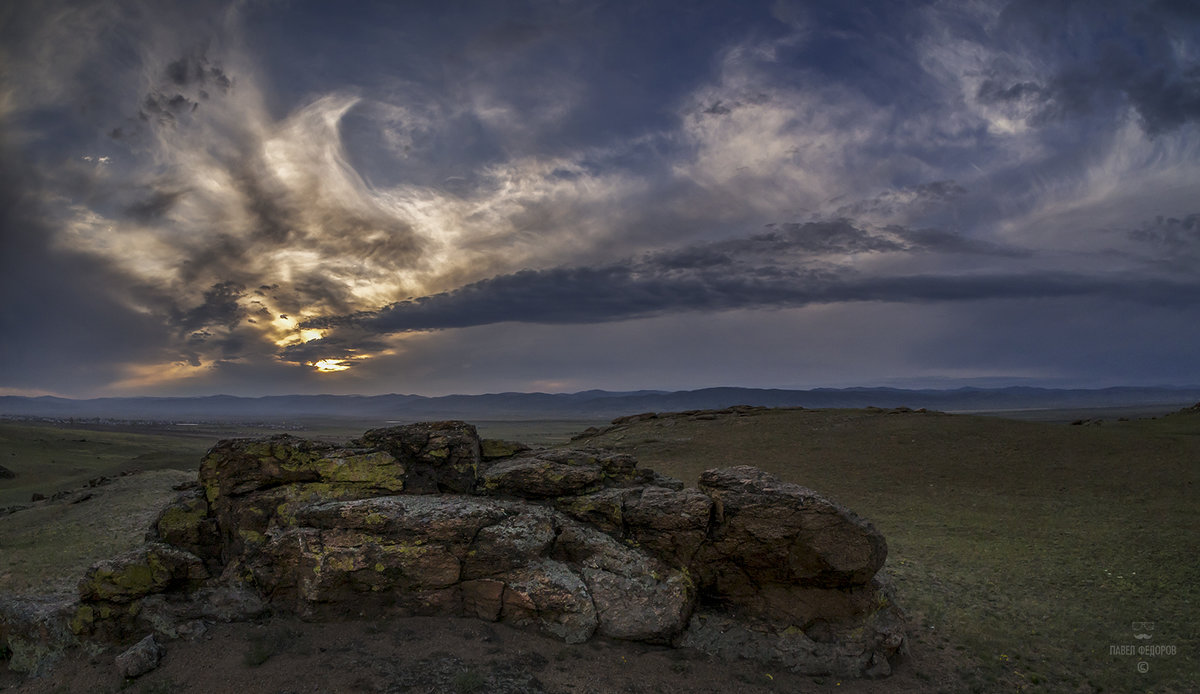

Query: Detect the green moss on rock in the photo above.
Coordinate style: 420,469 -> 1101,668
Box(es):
78,544 -> 207,604
155,493 -> 211,551
67,605 -> 93,635
480,439 -> 530,460
311,451 -> 406,490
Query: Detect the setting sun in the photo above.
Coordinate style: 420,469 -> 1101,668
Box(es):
310,359 -> 351,373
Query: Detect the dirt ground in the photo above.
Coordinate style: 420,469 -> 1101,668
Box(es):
1,612 -> 967,694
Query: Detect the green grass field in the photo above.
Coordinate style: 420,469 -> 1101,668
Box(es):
2,409 -> 1196,692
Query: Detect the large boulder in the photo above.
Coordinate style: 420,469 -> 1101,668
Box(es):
697,465 -> 886,588
71,543 -> 209,642
242,495 -> 693,644
554,522 -> 694,643
77,543 -> 208,604
480,455 -> 605,498
622,486 -> 713,568
150,489 -> 220,568
688,465 -> 896,658
0,596 -> 77,677
354,421 -> 483,494
4,420 -> 904,680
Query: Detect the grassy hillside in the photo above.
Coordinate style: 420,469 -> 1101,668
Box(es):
569,407 -> 1200,693
0,470 -> 194,598
0,422 -> 215,506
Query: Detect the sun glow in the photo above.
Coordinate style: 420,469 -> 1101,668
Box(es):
108,360 -> 210,392
271,318 -> 327,348
310,359 -> 351,372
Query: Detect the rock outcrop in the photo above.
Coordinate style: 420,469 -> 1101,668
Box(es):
3,421 -> 905,679
114,634 -> 164,679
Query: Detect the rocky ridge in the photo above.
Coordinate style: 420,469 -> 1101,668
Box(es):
1,421 -> 904,680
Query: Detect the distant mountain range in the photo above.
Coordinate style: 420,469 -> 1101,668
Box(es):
3,386 -> 1200,422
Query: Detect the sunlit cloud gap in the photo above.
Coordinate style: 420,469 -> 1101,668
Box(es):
310,359 -> 352,373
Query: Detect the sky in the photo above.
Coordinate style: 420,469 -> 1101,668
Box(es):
2,0 -> 1199,398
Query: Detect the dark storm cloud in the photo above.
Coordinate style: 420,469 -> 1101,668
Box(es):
314,258 -> 1200,337
124,189 -> 187,222
140,91 -> 199,124
834,181 -> 969,221
276,332 -> 390,365
893,228 -> 1027,257
674,220 -> 1028,263
175,233 -> 247,285
300,221 -> 1062,337
170,281 -> 247,333
0,146 -> 171,391
979,58 -> 1200,135
985,0 -> 1200,135
1128,213 -> 1200,271
1123,67 -> 1200,135
234,167 -> 298,246
164,54 -> 232,92
757,221 -> 905,254
339,264 -> 797,332
1131,213 -> 1200,241
134,52 -> 230,128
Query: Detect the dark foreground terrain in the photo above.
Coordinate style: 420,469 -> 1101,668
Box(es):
2,406 -> 1198,693
3,615 -> 952,694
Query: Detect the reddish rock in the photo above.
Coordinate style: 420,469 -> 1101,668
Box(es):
697,465 -> 886,588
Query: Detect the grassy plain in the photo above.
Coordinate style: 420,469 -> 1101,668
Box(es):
2,408 -> 1197,692
0,422 -> 212,506
571,407 -> 1200,693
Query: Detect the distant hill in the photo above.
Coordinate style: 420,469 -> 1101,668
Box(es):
3,386 -> 1200,422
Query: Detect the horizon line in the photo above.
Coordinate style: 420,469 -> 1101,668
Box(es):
6,383 -> 1200,401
